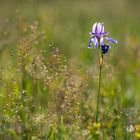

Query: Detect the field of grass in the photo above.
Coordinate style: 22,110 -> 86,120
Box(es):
0,0 -> 140,139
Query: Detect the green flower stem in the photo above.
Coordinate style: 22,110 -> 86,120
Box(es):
95,41 -> 103,123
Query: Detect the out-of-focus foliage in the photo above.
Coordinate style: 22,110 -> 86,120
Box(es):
0,0 -> 140,139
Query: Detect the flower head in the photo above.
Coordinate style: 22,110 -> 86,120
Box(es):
88,22 -> 117,52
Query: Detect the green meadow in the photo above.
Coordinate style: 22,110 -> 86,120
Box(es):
0,0 -> 140,139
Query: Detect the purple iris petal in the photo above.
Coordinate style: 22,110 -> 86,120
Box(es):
88,40 -> 92,48
101,23 -> 104,33
101,32 -> 109,35
97,23 -> 102,33
92,23 -> 97,33
91,37 -> 98,48
105,36 -> 118,44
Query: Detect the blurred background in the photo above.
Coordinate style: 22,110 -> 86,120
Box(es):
1,0 -> 140,56
1,0 -> 140,101
0,0 -> 140,139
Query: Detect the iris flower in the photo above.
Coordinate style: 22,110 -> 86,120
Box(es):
88,22 -> 117,54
